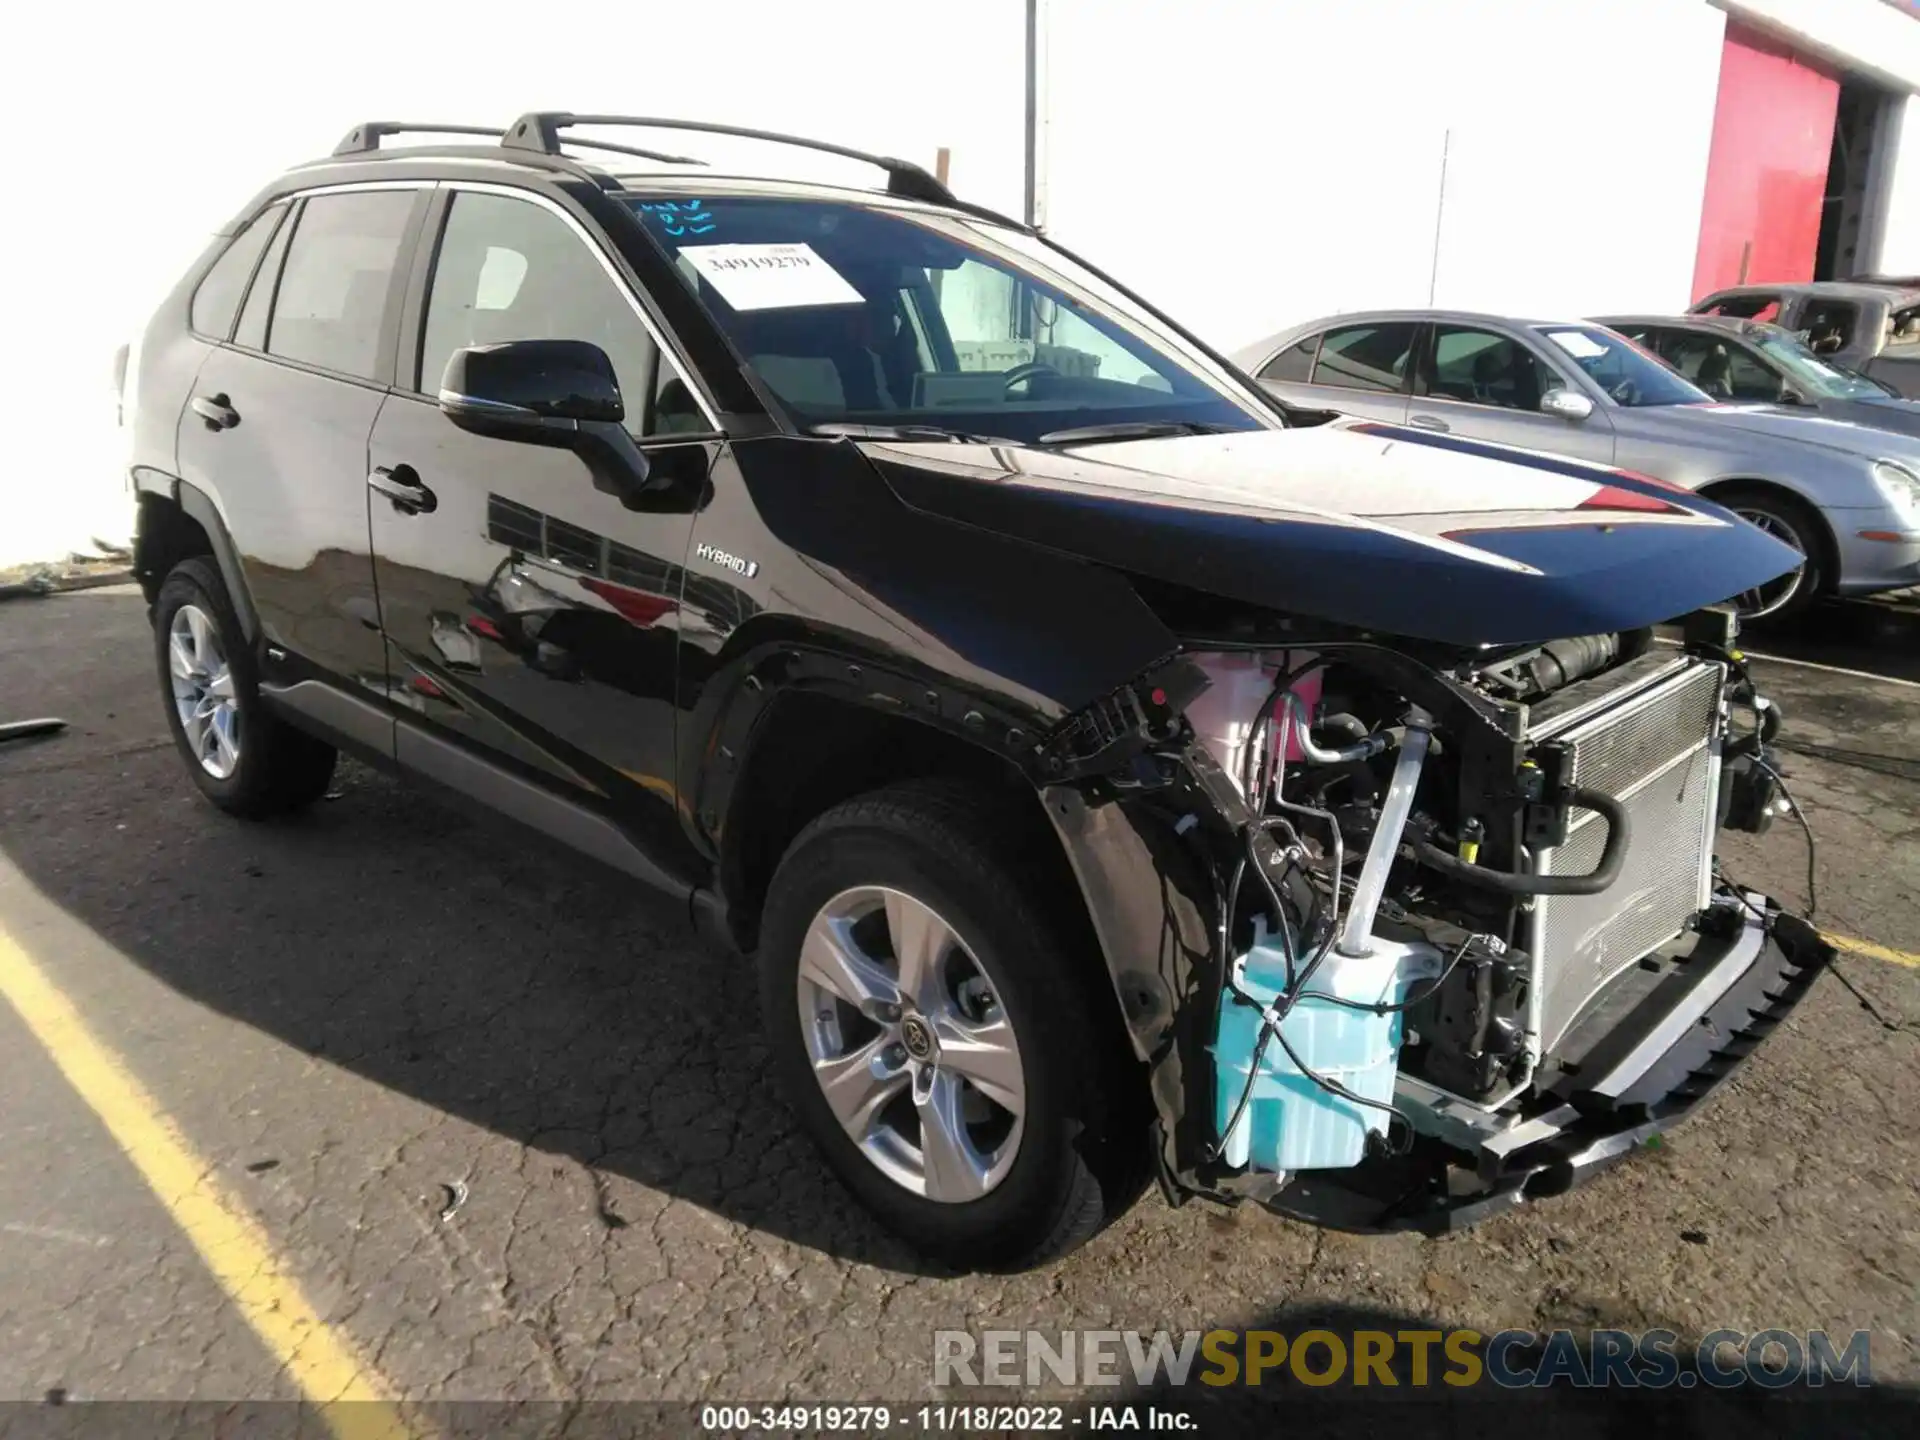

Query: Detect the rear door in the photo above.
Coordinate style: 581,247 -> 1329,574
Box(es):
1408,323 -> 1617,465
175,185 -> 426,706
366,183 -> 722,871
1255,320 -> 1417,423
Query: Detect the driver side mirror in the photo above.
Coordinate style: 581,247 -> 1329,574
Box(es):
1540,388 -> 1595,422
439,339 -> 653,499
1778,384 -> 1809,406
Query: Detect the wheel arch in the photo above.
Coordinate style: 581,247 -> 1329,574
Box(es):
1696,475 -> 1840,592
133,472 -> 261,641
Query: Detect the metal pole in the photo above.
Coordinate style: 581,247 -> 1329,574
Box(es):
1023,0 -> 1048,231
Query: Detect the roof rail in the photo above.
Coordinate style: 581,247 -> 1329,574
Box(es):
500,113 -> 960,208
333,121 -> 505,156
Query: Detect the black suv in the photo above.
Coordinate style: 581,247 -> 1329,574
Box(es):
125,114 -> 1828,1267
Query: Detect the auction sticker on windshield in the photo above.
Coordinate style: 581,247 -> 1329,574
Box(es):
1545,329 -> 1610,359
680,243 -> 864,311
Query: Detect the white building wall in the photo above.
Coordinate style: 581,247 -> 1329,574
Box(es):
1874,95 -> 1920,274
1041,0 -> 1729,352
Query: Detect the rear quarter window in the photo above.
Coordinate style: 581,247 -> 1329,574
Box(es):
189,207 -> 285,340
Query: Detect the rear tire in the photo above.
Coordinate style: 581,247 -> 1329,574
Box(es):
153,557 -> 337,818
758,780 -> 1138,1269
1715,485 -> 1827,621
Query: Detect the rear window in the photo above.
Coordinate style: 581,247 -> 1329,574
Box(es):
189,207 -> 285,340
264,191 -> 416,380
1259,336 -> 1318,383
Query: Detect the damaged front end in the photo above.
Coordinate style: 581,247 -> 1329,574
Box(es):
1040,610 -> 1833,1233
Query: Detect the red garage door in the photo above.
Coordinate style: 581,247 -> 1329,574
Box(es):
1691,23 -> 1841,300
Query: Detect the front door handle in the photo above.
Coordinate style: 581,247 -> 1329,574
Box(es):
1408,414 -> 1451,433
368,464 -> 437,515
190,393 -> 240,431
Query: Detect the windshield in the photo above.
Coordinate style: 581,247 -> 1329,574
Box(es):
625,193 -> 1270,443
1534,325 -> 1710,408
1749,328 -> 1893,399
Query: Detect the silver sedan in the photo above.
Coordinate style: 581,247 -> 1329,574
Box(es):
1232,309 -> 1920,618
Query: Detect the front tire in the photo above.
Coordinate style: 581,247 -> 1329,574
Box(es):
758,781 -> 1135,1269
1717,485 -> 1826,621
153,557 -> 337,818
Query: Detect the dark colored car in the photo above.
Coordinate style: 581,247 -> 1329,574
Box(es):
1689,281 -> 1920,398
122,115 -> 1826,1268
1600,313 -> 1920,439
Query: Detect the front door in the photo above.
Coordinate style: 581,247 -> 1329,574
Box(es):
367,186 -> 721,870
1408,324 -> 1618,466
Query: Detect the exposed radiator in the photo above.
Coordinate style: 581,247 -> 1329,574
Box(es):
1527,659 -> 1725,1057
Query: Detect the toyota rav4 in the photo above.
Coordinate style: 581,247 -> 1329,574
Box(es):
121,114 -> 1829,1268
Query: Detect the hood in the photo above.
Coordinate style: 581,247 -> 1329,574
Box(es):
1813,395 -> 1920,440
1641,401 -> 1920,462
861,420 -> 1801,647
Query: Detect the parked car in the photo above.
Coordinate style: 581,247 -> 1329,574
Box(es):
1688,281 -> 1920,399
1233,310 -> 1920,618
1596,313 -> 1920,439
124,115 -> 1823,1267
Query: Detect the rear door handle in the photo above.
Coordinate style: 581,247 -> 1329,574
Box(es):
368,464 -> 437,515
190,393 -> 240,431
1408,414 -> 1450,432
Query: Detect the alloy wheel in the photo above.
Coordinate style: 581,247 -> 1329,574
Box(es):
1729,507 -> 1808,619
168,603 -> 241,779
795,886 -> 1026,1202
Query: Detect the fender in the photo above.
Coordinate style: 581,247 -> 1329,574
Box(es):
133,468 -> 263,645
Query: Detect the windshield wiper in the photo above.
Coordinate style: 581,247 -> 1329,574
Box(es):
1033,420 -> 1227,446
808,421 -> 1011,444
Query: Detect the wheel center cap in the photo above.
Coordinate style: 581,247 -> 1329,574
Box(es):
900,1013 -> 936,1061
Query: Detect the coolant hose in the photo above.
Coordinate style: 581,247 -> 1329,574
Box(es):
1411,786 -> 1631,897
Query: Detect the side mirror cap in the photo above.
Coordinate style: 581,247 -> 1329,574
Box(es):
1541,388 -> 1595,422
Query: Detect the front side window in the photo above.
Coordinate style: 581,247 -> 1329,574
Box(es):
266,191 -> 416,380
191,206 -> 285,340
626,192 -> 1268,443
1797,300 -> 1858,356
1313,323 -> 1418,394
1426,327 -> 1555,411
1534,325 -> 1707,408
421,192 -> 699,436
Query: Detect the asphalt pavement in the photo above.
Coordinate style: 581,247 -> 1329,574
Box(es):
1,586 -> 1916,1419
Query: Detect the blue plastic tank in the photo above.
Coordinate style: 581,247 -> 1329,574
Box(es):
1211,929 -> 1439,1173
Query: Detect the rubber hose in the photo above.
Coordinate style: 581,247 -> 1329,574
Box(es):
1411,786 -> 1630,897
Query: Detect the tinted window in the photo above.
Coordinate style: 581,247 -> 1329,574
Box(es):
422,192 -> 695,437
1312,324 -> 1417,394
190,207 -> 284,340
1656,333 -> 1779,402
1427,327 -> 1554,410
1259,336 -> 1318,383
266,191 -> 416,379
233,207 -> 295,352
626,192 -> 1265,444
1700,292 -> 1781,324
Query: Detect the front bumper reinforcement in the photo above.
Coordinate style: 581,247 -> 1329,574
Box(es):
1261,896 -> 1833,1234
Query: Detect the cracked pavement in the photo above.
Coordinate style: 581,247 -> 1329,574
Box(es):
0,586 -> 1916,1407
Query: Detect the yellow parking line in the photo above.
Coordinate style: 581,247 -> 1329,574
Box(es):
1824,931 -> 1920,971
0,928 -> 417,1439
